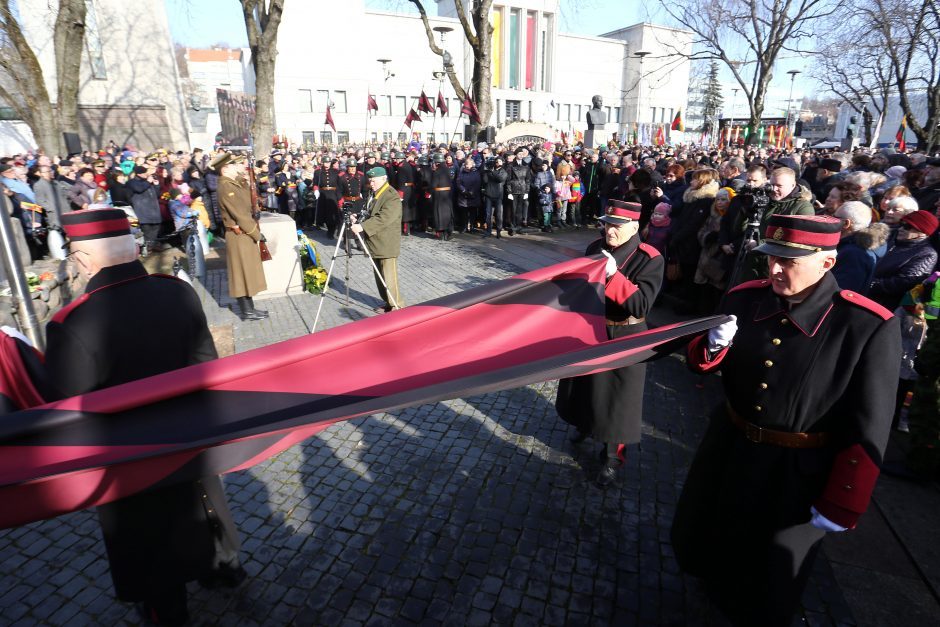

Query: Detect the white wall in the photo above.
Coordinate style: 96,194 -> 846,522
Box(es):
0,122 -> 37,155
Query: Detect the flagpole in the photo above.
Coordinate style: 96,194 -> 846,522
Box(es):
365,86 -> 371,145
452,112 -> 465,143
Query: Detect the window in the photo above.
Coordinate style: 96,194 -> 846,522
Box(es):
453,98 -> 462,117
427,133 -> 435,144
395,96 -> 407,116
668,108 -> 674,125
650,107 -> 657,124
321,131 -> 333,144
85,0 -> 107,79
614,107 -> 621,123
506,100 -> 521,121
298,89 -> 312,113
371,132 -> 378,142
337,131 -> 349,144
556,102 -> 562,121
302,131 -> 317,147
606,107 -> 611,121
383,132 -> 394,142
398,132 -> 407,143
576,105 -> 582,122
334,91 -> 347,113
564,104 -> 571,121
379,96 -> 391,116
317,90 -> 330,111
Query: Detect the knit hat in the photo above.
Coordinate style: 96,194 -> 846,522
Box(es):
900,210 -> 939,237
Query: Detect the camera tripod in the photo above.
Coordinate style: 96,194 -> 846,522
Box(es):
724,214 -> 763,296
311,216 -> 399,334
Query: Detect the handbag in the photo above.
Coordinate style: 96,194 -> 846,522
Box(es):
259,234 -> 272,262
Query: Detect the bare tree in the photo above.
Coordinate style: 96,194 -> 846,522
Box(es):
812,36 -> 893,145
859,0 -> 940,152
658,0 -> 842,143
0,0 -> 86,154
409,0 -> 494,133
240,0 -> 285,152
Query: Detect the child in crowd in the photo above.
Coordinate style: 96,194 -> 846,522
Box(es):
538,184 -> 555,233
642,202 -> 672,254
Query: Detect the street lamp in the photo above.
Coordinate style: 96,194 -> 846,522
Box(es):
729,87 -> 740,145
785,69 -> 801,134
377,58 -> 394,83
634,50 -> 650,133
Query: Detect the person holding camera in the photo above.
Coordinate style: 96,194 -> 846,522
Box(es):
351,167 -> 403,313
719,165 -> 814,285
481,155 -> 508,238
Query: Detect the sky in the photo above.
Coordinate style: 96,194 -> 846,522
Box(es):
163,0 -> 816,116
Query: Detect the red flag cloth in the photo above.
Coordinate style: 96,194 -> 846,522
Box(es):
0,256 -> 724,529
461,97 -> 482,125
418,91 -> 434,114
436,91 -> 448,115
767,125 -> 776,147
404,108 -> 421,128
367,94 -> 378,113
655,125 -> 666,146
325,107 -> 336,132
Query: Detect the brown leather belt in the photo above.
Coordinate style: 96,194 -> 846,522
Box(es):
606,316 -> 645,326
434,187 -> 451,191
727,403 -> 829,448
321,186 -> 336,191
404,182 -> 414,186
343,196 -> 360,201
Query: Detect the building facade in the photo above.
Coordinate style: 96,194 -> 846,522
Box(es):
9,0 -> 190,153
213,0 -> 692,148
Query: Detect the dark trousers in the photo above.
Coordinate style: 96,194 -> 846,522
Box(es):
484,197 -> 503,231
511,195 -> 528,228
140,223 -> 161,246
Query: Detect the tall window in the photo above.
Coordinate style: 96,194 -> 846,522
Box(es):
614,107 -> 621,123
650,107 -> 657,124
509,9 -> 520,89
302,131 -> 316,147
321,131 -> 333,144
380,96 -> 392,116
337,131 -> 349,144
383,132 -> 394,142
298,89 -> 312,113
427,133 -> 436,144
333,91 -> 347,113
371,132 -> 378,142
317,90 -> 330,111
395,96 -> 407,116
563,104 -> 571,121
398,132 -> 407,143
506,100 -> 521,121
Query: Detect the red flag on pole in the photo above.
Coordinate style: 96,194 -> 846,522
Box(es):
655,125 -> 666,146
325,107 -> 336,132
461,96 -> 482,125
418,91 -> 434,114
404,109 -> 421,128
367,94 -> 378,114
437,91 -> 449,115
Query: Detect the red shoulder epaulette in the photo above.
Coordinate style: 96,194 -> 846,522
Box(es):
50,294 -> 90,324
638,242 -> 661,258
727,279 -> 771,294
837,290 -> 893,321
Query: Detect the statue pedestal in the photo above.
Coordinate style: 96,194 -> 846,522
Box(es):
254,212 -> 304,300
584,128 -> 604,149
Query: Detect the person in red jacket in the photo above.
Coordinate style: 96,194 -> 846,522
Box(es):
671,214 -> 901,626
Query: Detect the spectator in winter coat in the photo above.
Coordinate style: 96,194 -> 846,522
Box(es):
455,158 -> 482,233
126,166 -> 163,251
67,168 -> 98,211
830,201 -> 886,293
870,210 -> 939,310
642,201 -> 672,255
481,156 -> 508,238
31,165 -> 65,228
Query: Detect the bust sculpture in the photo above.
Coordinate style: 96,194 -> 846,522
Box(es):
586,95 -> 606,129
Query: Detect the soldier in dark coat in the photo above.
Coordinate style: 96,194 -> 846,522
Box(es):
429,153 -> 455,240
339,158 -> 365,217
44,209 -> 245,626
672,214 -> 902,627
555,200 -> 664,486
313,158 -> 341,237
394,152 -> 418,235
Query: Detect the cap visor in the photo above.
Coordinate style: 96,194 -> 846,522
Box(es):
752,241 -> 817,258
597,215 -> 632,225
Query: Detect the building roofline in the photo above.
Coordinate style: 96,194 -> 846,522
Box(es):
557,31 -> 627,44
599,22 -> 694,37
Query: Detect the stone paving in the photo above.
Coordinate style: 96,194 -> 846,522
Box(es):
0,226 -> 865,626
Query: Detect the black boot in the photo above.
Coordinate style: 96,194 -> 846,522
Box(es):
596,443 -> 624,487
237,297 -> 266,321
247,297 -> 269,319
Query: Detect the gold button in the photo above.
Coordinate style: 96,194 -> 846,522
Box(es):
759,383 -> 768,390
772,338 -> 781,346
843,484 -> 853,491
780,318 -> 789,325
764,360 -> 774,367
754,405 -> 762,412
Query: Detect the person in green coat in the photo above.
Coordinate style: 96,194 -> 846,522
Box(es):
351,167 -> 403,313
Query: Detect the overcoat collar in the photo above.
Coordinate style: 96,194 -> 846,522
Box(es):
753,271 -> 838,337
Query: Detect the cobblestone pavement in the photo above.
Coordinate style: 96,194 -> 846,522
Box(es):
1,227 -> 857,626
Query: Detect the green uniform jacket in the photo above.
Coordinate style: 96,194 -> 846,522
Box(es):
362,182 -> 402,259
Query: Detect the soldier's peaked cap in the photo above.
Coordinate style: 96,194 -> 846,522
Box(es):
62,209 -> 131,242
753,214 -> 841,258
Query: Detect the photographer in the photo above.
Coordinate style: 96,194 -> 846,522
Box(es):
719,165 -> 814,284
481,155 -> 508,238
351,167 -> 402,313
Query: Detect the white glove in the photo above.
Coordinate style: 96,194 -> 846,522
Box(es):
601,249 -> 617,278
314,190 -> 320,199
507,194 -> 513,200
706,315 -> 737,350
523,193 -> 528,200
810,506 -> 847,532
0,325 -> 33,347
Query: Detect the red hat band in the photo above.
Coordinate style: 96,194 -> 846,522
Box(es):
763,225 -> 840,251
605,201 -> 641,221
61,209 -> 132,242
